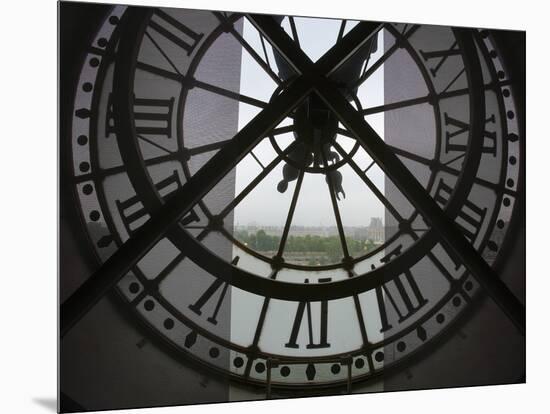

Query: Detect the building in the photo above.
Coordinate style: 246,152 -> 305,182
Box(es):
366,217 -> 384,244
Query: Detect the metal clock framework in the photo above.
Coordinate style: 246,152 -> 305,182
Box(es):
64,5 -> 525,392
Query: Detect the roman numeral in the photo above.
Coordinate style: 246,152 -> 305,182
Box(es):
134,97 -> 175,137
444,113 -> 497,156
434,178 -> 487,243
116,170 -> 197,235
188,257 -> 239,325
434,179 -> 487,268
105,94 -> 175,138
376,246 -> 428,332
419,40 -> 460,77
285,278 -> 331,349
149,9 -> 204,56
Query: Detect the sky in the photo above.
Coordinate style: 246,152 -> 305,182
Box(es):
232,16 -> 387,228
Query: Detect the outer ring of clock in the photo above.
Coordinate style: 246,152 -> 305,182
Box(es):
68,6 -> 523,389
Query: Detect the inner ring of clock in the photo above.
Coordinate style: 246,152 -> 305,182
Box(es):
112,13 -> 486,298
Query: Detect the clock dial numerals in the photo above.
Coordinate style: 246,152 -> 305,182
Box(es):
285,278 -> 331,349
434,178 -> 487,244
116,192 -> 151,235
105,95 -> 174,138
106,94 -> 175,140
116,170 -> 185,235
188,257 -> 239,325
134,96 -> 175,138
376,271 -> 428,332
189,278 -> 230,325
408,27 -> 469,94
444,112 -> 497,156
149,9 -> 204,56
376,246 -> 428,332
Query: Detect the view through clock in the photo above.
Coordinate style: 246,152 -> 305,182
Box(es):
58,1 -> 525,412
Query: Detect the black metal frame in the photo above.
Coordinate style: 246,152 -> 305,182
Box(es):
62,11 -> 525,343
62,8 -> 528,398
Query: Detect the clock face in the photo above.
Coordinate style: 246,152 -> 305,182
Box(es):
69,6 -> 523,388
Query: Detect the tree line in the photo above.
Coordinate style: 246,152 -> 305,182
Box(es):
235,229 -> 376,262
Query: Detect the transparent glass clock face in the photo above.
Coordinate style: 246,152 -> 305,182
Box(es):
70,6 -> 522,387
